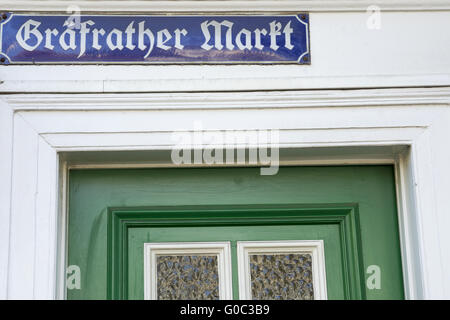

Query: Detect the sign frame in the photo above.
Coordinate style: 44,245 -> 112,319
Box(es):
0,12 -> 310,65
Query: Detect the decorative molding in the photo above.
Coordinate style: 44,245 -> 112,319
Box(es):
110,205 -> 364,299
5,87 -> 450,111
0,1 -> 449,13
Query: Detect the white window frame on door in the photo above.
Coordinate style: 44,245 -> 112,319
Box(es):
144,242 -> 233,300
237,240 -> 327,300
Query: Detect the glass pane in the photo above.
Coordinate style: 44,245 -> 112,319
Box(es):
156,255 -> 219,300
249,253 -> 314,300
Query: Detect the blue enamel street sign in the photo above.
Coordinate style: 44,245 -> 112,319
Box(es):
0,13 -> 310,65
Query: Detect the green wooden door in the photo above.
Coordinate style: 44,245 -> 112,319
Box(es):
67,166 -> 404,300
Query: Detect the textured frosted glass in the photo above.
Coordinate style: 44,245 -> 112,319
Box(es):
156,255 -> 219,300
249,253 -> 314,300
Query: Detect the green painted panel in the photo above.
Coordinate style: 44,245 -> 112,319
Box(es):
67,166 -> 404,300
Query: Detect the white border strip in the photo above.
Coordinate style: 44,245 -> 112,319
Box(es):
0,1 -> 449,13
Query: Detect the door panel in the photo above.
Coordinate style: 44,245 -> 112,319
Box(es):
67,166 -> 404,299
126,219 -> 344,299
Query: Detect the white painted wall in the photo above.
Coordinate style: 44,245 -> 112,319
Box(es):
0,2 -> 450,92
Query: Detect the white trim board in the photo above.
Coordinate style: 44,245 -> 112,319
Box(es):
2,73 -> 449,93
5,87 -> 450,111
143,242 -> 233,300
1,88 -> 449,299
237,240 -> 327,300
1,1 -> 449,13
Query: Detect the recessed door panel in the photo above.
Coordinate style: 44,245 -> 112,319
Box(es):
126,218 -> 344,300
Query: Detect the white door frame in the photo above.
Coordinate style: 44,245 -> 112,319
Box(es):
1,87 -> 449,299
